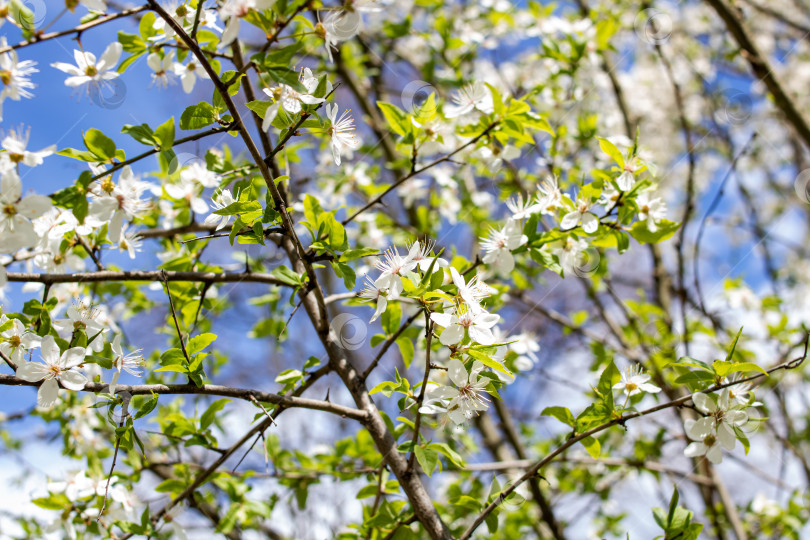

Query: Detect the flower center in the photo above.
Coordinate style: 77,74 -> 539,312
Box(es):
704,434 -> 717,447
0,70 -> 11,86
7,336 -> 21,348
9,152 -> 24,163
314,22 -> 327,39
73,320 -> 86,331
53,254 -> 64,265
187,62 -> 196,72
625,382 -> 638,392
3,203 -> 17,216
85,65 -> 99,77
175,4 -> 188,17
100,176 -> 115,194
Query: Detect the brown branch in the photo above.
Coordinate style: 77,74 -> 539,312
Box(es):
406,316 -> 433,473
0,375 -> 367,420
5,270 -> 293,287
0,5 -> 150,54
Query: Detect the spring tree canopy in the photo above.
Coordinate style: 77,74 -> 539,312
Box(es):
0,0 -> 809,538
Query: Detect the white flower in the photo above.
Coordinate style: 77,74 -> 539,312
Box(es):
550,236 -> 588,276
509,332 -> 540,371
725,374 -> 754,407
410,239 -> 449,272
636,191 -> 667,233
448,267 -> 496,314
51,43 -> 122,98
0,37 -> 38,121
316,10 -> 361,62
616,154 -> 643,191
165,176 -> 209,215
476,144 -> 519,171
359,276 -> 388,322
534,176 -> 562,215
612,365 -> 660,397
203,189 -> 236,230
219,0 -> 273,46
117,224 -> 142,259
683,390 -> 748,464
173,59 -> 210,94
108,335 -> 144,394
421,359 -> 490,424
506,194 -> 539,220
147,51 -> 176,88
53,302 -> 106,338
0,315 -> 40,364
2,126 -> 55,167
325,103 -> 361,166
561,198 -> 598,233
600,183 -> 621,210
15,335 -> 87,408
480,218 -> 527,275
374,243 -> 419,297
444,82 -> 494,118
86,166 -> 152,243
180,161 -> 220,189
33,237 -> 85,273
430,304 -> 500,346
74,0 -> 106,12
0,169 -> 52,252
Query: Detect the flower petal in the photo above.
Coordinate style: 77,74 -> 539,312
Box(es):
59,369 -> 87,391
447,358 -> 468,387
15,361 -> 48,382
37,378 -> 59,408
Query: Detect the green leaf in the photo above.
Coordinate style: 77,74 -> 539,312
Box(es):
187,333 -> 217,356
467,348 -> 513,377
84,128 -> 117,161
597,360 -> 620,397
133,393 -> 158,420
246,100 -> 271,119
339,247 -> 379,262
31,494 -> 71,511
597,136 -> 624,168
154,117 -> 175,150
396,336 -> 414,368
159,348 -> 187,366
724,326 -> 744,363
377,101 -> 410,137
180,102 -> 217,130
629,219 -> 681,244
428,442 -> 465,467
580,435 -> 600,458
121,123 -> 158,146
414,446 -> 439,477
541,406 -> 575,428
270,265 -> 303,287
200,398 -> 230,430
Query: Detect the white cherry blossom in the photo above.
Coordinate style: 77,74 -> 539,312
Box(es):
444,82 -> 494,118
430,304 -> 500,346
51,43 -> 122,98
15,335 -> 87,408
480,218 -> 527,275
325,103 -> 361,166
